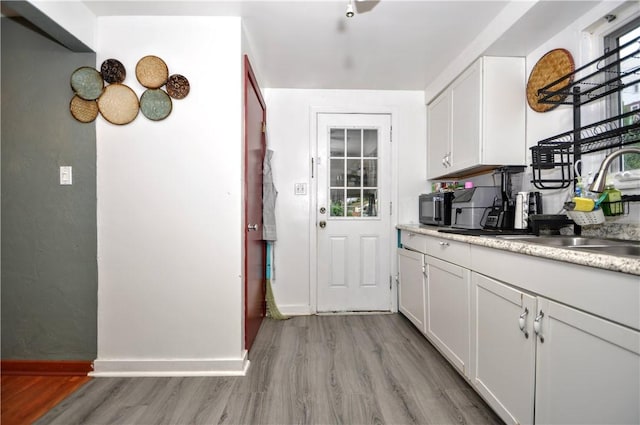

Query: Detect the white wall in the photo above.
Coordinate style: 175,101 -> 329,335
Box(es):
94,16 -> 247,376
522,1 -> 640,220
26,0 -> 97,50
263,89 -> 426,315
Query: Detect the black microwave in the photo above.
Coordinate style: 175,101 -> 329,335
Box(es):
419,192 -> 453,226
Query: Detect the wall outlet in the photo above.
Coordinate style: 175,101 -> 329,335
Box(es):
294,182 -> 307,195
60,166 -> 72,185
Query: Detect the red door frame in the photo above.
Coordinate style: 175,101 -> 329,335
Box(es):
243,55 -> 266,351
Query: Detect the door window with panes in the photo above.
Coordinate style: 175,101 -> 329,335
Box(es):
329,128 -> 379,218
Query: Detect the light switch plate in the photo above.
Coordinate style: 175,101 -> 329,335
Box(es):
294,182 -> 307,195
60,166 -> 72,185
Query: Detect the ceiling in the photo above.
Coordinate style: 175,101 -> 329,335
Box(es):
10,1 -> 604,90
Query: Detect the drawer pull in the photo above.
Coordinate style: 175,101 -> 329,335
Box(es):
534,310 -> 544,343
439,241 -> 450,246
519,308 -> 529,339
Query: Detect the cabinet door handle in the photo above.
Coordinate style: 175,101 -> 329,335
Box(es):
422,265 -> 428,279
518,307 -> 529,339
534,310 -> 544,343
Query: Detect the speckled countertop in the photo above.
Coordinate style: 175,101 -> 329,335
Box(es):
397,224 -> 640,276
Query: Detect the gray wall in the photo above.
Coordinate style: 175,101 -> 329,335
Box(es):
1,18 -> 97,360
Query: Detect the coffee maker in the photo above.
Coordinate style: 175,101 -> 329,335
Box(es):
483,166 -> 528,230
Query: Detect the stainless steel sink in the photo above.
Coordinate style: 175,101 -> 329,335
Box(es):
499,235 -> 640,258
520,236 -> 632,247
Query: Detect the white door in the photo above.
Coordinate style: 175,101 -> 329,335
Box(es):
316,113 -> 391,312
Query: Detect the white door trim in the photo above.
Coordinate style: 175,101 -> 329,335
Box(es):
308,106 -> 399,314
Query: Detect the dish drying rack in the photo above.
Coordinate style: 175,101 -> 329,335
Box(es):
530,34 -> 640,190
566,195 -> 639,225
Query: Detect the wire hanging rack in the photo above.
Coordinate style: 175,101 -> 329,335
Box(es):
530,34 -> 640,190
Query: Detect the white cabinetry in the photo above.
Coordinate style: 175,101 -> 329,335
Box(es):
472,271 -> 640,425
399,230 -> 472,377
427,89 -> 451,177
427,57 -> 525,180
425,254 -> 471,377
472,272 -> 536,425
397,248 -> 426,333
534,298 -> 640,425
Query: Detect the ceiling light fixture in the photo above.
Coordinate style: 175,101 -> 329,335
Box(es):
346,1 -> 354,18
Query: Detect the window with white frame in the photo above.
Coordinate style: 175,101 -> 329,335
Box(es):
604,17 -> 640,171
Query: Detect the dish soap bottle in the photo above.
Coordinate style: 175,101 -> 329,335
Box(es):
602,184 -> 622,216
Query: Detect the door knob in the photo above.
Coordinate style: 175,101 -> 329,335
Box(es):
319,221 -> 326,228
247,224 -> 258,231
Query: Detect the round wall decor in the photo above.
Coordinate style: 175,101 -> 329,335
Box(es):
526,48 -> 575,113
135,55 -> 169,89
101,59 -> 126,84
140,89 -> 172,121
70,66 -> 104,100
70,95 -> 99,123
97,83 -> 139,125
166,74 -> 190,99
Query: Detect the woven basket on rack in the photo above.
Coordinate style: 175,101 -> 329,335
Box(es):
527,49 -> 574,113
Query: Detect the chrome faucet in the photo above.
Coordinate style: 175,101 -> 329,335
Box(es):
588,147 -> 640,192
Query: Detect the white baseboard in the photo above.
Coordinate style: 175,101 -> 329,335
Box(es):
90,350 -> 250,377
276,304 -> 314,316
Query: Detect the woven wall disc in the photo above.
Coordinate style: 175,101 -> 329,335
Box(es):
527,48 -> 575,113
135,55 -> 169,89
70,66 -> 104,100
97,83 -> 139,125
101,59 -> 126,84
70,95 -> 99,123
140,89 -> 172,121
166,74 -> 190,99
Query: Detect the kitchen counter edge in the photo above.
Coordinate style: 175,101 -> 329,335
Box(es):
397,224 -> 640,276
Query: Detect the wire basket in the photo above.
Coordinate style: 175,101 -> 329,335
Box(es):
566,209 -> 605,226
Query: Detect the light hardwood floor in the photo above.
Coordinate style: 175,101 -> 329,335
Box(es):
37,314 -> 503,424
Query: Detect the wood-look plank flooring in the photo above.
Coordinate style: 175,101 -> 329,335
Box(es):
36,314 -> 503,424
1,375 -> 91,425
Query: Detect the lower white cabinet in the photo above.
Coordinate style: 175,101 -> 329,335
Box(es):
534,298 -> 640,425
397,248 -> 426,333
399,229 -> 639,424
472,272 -> 537,425
472,272 -> 640,425
425,255 -> 471,377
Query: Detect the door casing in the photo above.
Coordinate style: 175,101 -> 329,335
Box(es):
243,56 -> 266,351
309,108 -> 399,314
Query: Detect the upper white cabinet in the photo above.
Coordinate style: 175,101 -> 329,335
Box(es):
427,89 -> 451,177
427,56 -> 526,180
